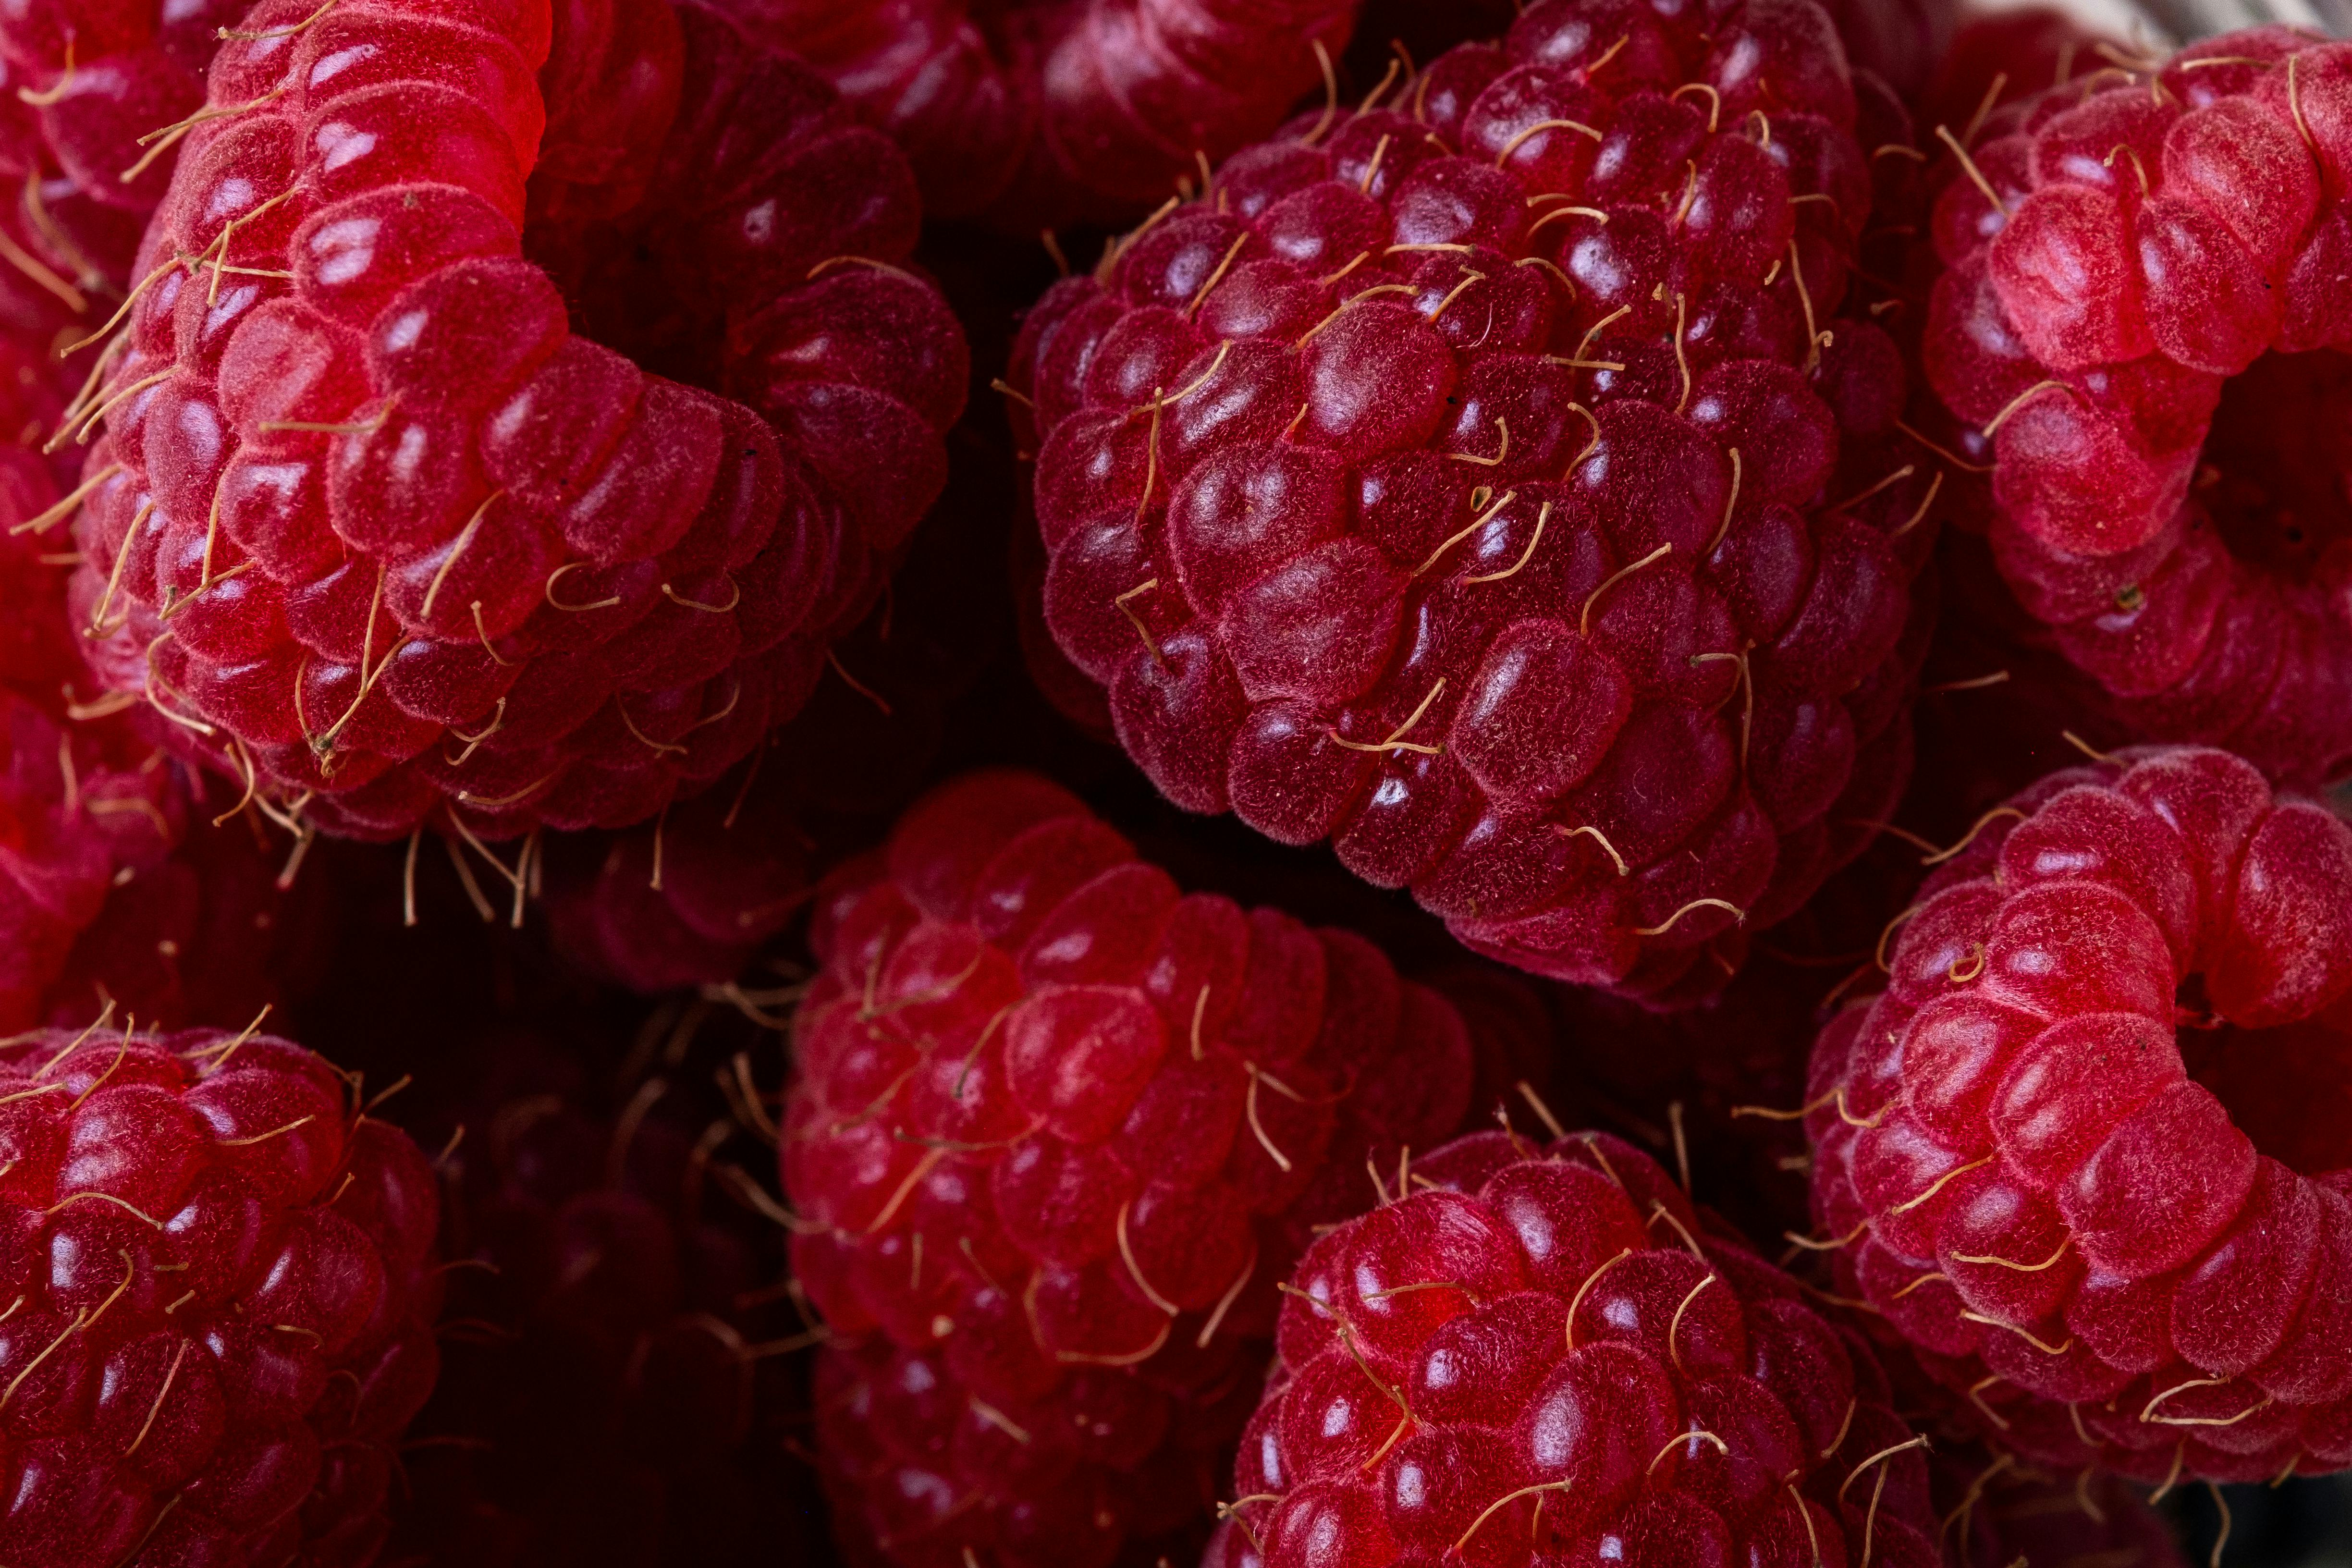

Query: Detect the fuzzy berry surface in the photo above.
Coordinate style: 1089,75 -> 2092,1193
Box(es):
716,0 -> 1355,228
785,770 -> 1481,1568
0,1024 -> 441,1567
1210,1127 -> 1944,1568
1012,0 -> 1941,1002
1918,28 -> 2352,787
1806,745 -> 2352,1484
61,0 -> 964,843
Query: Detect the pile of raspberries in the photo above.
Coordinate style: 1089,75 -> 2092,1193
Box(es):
0,0 -> 2343,1563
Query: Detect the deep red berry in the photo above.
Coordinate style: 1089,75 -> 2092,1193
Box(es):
1011,0 -> 1941,1001
1917,28 -> 2352,787
0,1023 -> 441,1566
541,756 -> 810,993
1936,1444 -> 2184,1568
391,1024 -> 819,1567
59,0 -> 964,843
786,770 -> 1483,1568
1807,744 -> 2352,1484
0,687 -> 303,1034
1904,528 -> 2133,845
720,0 -> 1356,228
1214,1127 -> 1944,1568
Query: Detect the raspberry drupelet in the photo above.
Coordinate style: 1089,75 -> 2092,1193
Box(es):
0,1022 -> 441,1566
1011,0 -> 1943,1001
785,770 -> 1485,1568
1806,744 -> 2352,1485
57,0 -> 965,844
1209,1128 -> 1945,1568
1917,28 -> 2352,788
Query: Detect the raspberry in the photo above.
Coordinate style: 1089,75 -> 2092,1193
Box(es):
0,686 -> 302,1035
1916,29 -> 2352,788
1546,950 -> 1850,1242
784,770 -> 1483,1568
391,1021 -> 821,1566
0,1021 -> 442,1565
56,0 -> 965,843
1211,1127 -> 1943,1568
1010,0 -> 1940,999
0,0 -> 221,300
1906,527 -> 2133,843
1805,744 -> 2352,1484
719,0 -> 1356,227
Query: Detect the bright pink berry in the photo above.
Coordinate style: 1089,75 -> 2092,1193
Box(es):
0,1022 -> 441,1566
1917,29 -> 2352,788
1807,744 -> 2352,1484
1010,0 -> 1940,1001
786,770 -> 1484,1568
717,0 -> 1356,228
1215,1127 -> 1944,1568
60,0 -> 965,843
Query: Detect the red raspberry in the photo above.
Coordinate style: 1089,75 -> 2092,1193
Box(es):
1805,744 -> 2352,1484
391,1023 -> 820,1566
539,758 -> 811,993
0,687 -> 302,1035
1212,1128 -> 1943,1568
0,1021 -> 441,1565
716,0 -> 1356,228
55,0 -> 964,843
0,688 -> 176,1027
0,0 -> 222,301
1010,0 -> 1939,999
1915,29 -> 2352,788
785,770 -> 1483,1568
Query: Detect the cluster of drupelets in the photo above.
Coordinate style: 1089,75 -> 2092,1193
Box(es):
0,0 -> 2343,1565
